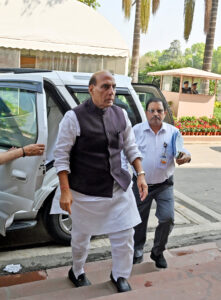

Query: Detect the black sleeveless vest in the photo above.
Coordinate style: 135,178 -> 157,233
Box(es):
68,99 -> 131,197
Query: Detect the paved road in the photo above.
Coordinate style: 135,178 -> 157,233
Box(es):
175,143 -> 221,213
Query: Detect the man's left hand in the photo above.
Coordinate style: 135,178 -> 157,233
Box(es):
137,175 -> 148,201
176,152 -> 191,165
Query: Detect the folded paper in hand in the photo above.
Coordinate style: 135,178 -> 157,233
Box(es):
172,131 -> 184,158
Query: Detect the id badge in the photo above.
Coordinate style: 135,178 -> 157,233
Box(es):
160,155 -> 167,164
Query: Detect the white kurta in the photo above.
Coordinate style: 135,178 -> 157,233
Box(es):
52,108 -> 142,235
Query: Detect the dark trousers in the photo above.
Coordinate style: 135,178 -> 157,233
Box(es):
133,176 -> 174,256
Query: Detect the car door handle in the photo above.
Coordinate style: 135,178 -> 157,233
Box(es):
11,169 -> 27,181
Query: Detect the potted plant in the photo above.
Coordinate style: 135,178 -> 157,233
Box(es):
201,127 -> 206,135
210,127 -> 215,135
206,127 -> 212,136
181,128 -> 186,135
189,127 -> 194,135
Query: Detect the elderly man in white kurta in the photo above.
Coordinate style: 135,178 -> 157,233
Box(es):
54,70 -> 148,293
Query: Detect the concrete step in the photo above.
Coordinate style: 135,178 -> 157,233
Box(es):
15,257 -> 221,300
93,263 -> 221,300
46,241 -> 220,280
0,261 -> 157,299
46,257 -> 157,280
0,243 -> 220,300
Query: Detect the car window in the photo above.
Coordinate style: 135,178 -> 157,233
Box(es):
137,91 -> 173,125
0,87 -> 37,148
73,92 -> 90,104
136,91 -> 155,110
67,89 -> 141,126
133,84 -> 174,125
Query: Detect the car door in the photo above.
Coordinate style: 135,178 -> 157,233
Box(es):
132,83 -> 174,125
0,74 -> 47,236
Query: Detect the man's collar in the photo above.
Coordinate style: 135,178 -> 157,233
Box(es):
145,121 -> 166,133
87,98 -> 107,115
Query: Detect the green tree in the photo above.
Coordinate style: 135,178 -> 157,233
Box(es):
138,42 -> 185,83
184,43 -> 205,69
122,0 -> 161,83
138,40 -> 221,86
158,40 -> 183,65
78,0 -> 100,9
212,46 -> 221,73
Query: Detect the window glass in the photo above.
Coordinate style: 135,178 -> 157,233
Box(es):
68,90 -> 140,126
114,95 -> 137,125
0,87 -> 37,148
136,91 -> 154,110
73,92 -> 90,104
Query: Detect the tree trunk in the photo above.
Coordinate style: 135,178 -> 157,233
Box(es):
130,0 -> 141,83
202,0 -> 219,93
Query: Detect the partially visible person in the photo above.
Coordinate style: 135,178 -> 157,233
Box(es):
191,82 -> 199,94
0,144 -> 45,165
132,97 -> 191,269
182,81 -> 191,94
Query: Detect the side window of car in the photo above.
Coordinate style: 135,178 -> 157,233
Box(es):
0,87 -> 37,148
45,89 -> 63,165
136,91 -> 154,110
114,95 -> 137,126
73,92 -> 90,104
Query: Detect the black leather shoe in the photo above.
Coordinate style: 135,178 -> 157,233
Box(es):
150,251 -> 167,268
68,268 -> 91,287
133,249 -> 144,264
110,272 -> 132,293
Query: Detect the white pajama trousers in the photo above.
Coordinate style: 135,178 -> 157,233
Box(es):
71,228 -> 134,281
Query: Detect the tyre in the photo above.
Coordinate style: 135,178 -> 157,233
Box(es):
42,195 -> 72,246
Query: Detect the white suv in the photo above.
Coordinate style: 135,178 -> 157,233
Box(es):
0,69 -> 173,245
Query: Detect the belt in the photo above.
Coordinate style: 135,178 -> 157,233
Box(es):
148,176 -> 174,187
133,175 -> 173,187
148,182 -> 164,187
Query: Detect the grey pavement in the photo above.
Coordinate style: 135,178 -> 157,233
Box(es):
175,142 -> 221,213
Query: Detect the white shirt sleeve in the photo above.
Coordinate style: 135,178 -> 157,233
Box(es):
122,109 -> 142,165
54,110 -> 80,174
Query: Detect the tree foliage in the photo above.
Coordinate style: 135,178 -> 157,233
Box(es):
184,0 -> 195,41
184,43 -> 205,69
122,0 -> 161,82
158,40 -> 183,65
122,0 -> 132,19
78,0 -> 100,9
138,39 -> 221,83
152,0 -> 160,14
183,0 -> 213,41
212,46 -> 221,74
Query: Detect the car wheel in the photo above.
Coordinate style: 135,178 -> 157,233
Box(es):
42,197 -> 72,246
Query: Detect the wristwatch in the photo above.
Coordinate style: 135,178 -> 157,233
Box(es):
137,171 -> 146,176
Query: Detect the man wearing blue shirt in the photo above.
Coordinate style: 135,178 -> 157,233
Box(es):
133,97 -> 191,268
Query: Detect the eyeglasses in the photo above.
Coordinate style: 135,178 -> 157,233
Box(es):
147,109 -> 164,114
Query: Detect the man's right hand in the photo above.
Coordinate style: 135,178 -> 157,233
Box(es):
60,189 -> 73,215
